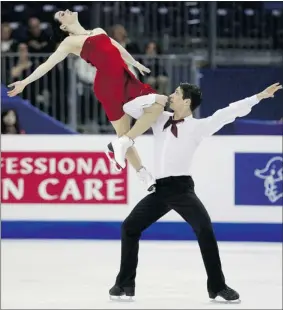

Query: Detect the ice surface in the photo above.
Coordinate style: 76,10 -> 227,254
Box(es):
1,240 -> 282,309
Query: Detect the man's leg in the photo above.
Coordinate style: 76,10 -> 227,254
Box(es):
170,192 -> 226,293
171,190 -> 239,300
113,193 -> 170,289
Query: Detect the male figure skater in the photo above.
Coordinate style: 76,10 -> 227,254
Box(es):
109,82 -> 282,302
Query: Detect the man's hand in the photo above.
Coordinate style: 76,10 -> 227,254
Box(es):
257,82 -> 282,101
135,62 -> 151,76
7,81 -> 27,97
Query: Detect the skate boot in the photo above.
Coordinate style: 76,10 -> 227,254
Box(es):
109,285 -> 135,301
209,285 -> 240,303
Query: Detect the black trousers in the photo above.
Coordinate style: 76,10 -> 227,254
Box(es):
115,176 -> 226,294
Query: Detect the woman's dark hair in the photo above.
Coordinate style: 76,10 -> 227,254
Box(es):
179,82 -> 202,111
1,109 -> 21,134
50,17 -> 69,45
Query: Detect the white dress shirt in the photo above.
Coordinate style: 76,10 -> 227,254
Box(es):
152,95 -> 260,179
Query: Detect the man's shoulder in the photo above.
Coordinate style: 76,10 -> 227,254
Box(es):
191,115 -> 209,123
152,111 -> 172,131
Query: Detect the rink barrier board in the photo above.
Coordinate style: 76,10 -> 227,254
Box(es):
1,135 -> 282,242
1,221 -> 282,242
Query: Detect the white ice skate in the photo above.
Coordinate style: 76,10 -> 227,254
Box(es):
105,136 -> 134,171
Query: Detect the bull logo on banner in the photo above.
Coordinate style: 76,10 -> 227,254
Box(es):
254,156 -> 283,203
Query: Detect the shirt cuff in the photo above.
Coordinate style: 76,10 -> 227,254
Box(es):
248,95 -> 260,107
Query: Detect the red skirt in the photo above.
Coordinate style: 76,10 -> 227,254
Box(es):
94,66 -> 156,121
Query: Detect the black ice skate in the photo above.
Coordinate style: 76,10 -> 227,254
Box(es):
109,285 -> 135,301
209,285 -> 240,303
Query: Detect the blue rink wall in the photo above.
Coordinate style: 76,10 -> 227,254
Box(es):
1,135 -> 282,243
1,221 -> 282,242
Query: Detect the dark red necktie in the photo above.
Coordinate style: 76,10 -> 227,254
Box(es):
163,116 -> 184,138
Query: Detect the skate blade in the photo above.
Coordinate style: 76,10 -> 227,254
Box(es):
109,295 -> 134,302
210,297 -> 241,304
105,144 -> 122,172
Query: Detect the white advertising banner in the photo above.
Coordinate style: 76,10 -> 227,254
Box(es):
1,135 -> 282,224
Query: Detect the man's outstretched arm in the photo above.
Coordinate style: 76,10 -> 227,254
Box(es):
198,83 -> 282,138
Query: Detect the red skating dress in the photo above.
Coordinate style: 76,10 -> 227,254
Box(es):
80,34 -> 156,121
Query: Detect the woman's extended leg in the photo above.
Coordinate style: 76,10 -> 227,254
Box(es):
110,113 -> 156,191
110,114 -> 142,172
125,95 -> 167,141
109,94 -> 168,169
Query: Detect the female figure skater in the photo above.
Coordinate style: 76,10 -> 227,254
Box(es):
7,9 -> 168,191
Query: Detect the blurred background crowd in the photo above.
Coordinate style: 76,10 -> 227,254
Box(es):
1,1 -> 283,134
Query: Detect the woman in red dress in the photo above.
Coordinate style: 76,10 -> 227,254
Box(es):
8,9 -> 168,191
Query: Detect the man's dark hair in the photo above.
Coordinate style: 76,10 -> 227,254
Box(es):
179,83 -> 202,111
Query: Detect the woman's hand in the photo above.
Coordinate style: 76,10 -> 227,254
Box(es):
7,81 -> 27,97
135,62 -> 151,76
